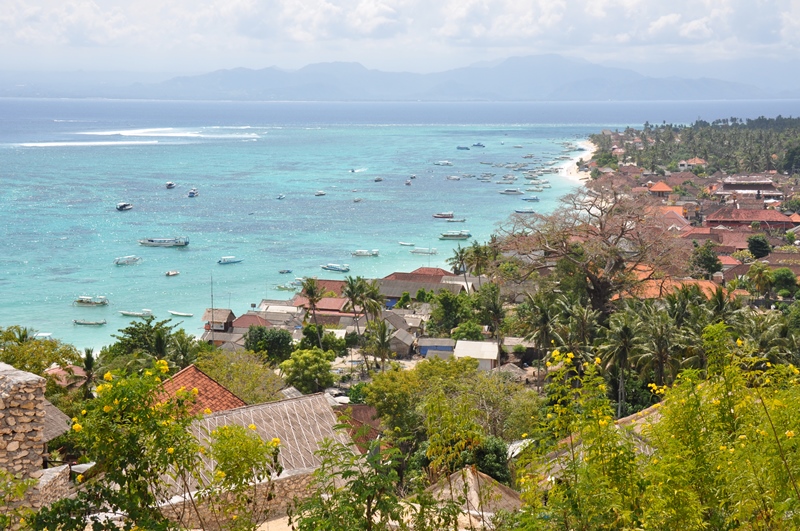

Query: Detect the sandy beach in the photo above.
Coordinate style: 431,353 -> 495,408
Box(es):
561,139 -> 597,185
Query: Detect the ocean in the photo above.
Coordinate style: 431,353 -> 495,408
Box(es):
2,98 -> 800,350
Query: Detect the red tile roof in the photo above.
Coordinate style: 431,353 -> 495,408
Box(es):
706,207 -> 792,224
161,365 -> 245,415
232,313 -> 271,329
292,295 -> 348,312
687,157 -> 707,165
649,181 -> 673,193
718,255 -> 741,266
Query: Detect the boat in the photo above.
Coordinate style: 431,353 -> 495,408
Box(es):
165,270 -> 180,276
276,194 -> 285,200
138,237 -> 189,247
405,180 -> 412,186
398,242 -> 415,246
218,256 -> 243,265
315,191 -> 326,196
353,198 -> 363,203
73,296 -> 109,307
168,310 -> 193,317
447,218 -> 466,223
116,202 -> 133,211
439,230 -> 471,240
188,188 -> 199,198
410,247 -> 437,255
433,212 -> 454,219
500,189 -> 524,195
472,142 -> 485,147
515,209 -> 537,214
522,196 -> 540,202
73,319 -> 107,326
446,176 -> 461,181
351,249 -> 379,257
166,181 -> 176,189
321,263 -> 350,272
409,174 -> 416,179
374,177 -> 384,182
114,255 -> 142,266
433,160 -> 453,166
278,269 -> 293,274
457,146 -> 470,150
119,309 -> 152,318
276,284 -> 299,291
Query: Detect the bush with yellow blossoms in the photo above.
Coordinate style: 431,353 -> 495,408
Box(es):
31,360 -> 281,531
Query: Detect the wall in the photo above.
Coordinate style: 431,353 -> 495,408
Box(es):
0,363 -> 46,477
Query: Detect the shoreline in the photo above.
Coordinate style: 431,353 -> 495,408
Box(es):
561,139 -> 597,185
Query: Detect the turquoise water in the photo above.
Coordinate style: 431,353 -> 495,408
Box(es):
3,98 -> 800,349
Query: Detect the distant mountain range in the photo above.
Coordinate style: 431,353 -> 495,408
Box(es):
0,54 -> 794,101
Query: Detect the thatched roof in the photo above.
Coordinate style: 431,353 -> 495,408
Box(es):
42,399 -> 70,443
426,468 -> 522,516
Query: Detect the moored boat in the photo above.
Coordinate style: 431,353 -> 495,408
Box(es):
139,237 -> 189,247
165,270 -> 180,276
276,194 -> 285,200
515,208 -> 537,214
119,309 -> 152,318
439,230 -> 471,240
114,255 -> 142,266
499,189 -> 524,195
446,218 -> 466,223
472,142 -> 485,148
374,177 -> 384,182
410,247 -> 437,255
188,188 -> 199,197
168,310 -> 193,317
321,263 -> 350,272
218,256 -> 243,265
398,241 -> 415,246
278,269 -> 293,274
433,160 -> 453,166
433,211 -> 454,219
457,146 -> 470,150
166,181 -> 176,189
73,319 -> 107,326
315,190 -> 326,196
352,249 -> 379,257
116,202 -> 133,211
74,296 -> 109,306
522,196 -> 540,202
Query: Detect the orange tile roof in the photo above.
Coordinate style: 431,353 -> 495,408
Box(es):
161,365 -> 246,415
687,157 -> 707,165
232,313 -> 270,329
292,295 -> 348,312
718,255 -> 741,266
622,279 -> 722,300
790,213 -> 800,222
649,181 -> 673,193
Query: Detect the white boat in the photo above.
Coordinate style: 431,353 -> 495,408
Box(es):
374,177 -> 384,182
114,255 -> 142,266
119,309 -> 152,318
353,197 -> 363,203
188,188 -> 199,197
439,230 -> 471,240
138,237 -> 189,247
321,263 -> 350,272
166,181 -> 176,189
218,256 -> 243,264
315,191 -> 326,196
410,248 -> 437,255
168,310 -> 193,317
405,180 -> 412,186
275,284 -> 299,291
446,218 -> 466,223
73,319 -> 107,326
116,202 -> 133,211
446,176 -> 461,181
276,194 -> 286,200
73,296 -> 109,307
500,189 -> 524,195
351,249 -> 379,257
433,160 -> 453,166
165,270 -> 180,276
522,196 -> 540,202
433,212 -> 454,219
398,241 -> 415,246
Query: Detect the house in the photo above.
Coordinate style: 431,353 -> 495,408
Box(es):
160,364 -> 246,415
453,340 -> 500,371
425,468 -> 522,527
377,279 -> 462,308
201,309 -> 238,346
390,328 -> 415,359
678,157 -> 707,171
704,207 -> 794,230
647,181 -> 673,198
417,338 -> 455,358
713,176 -> 785,202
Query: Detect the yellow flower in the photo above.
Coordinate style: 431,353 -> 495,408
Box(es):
72,423 -> 83,432
739,434 -> 747,440
145,370 -> 153,376
248,424 -> 257,431
545,361 -> 552,368
215,470 -> 226,479
76,474 -> 84,483
203,408 -> 212,415
786,430 -> 795,438
81,409 -> 87,415
598,419 -> 608,427
103,371 -> 113,382
566,352 -> 574,360
521,433 -> 528,438
167,447 -> 174,454
594,357 -> 601,365
192,387 -> 199,395
232,515 -> 238,520
103,405 -> 113,413
766,362 -> 772,367
736,338 -> 743,347
546,413 -> 553,419
272,437 -> 281,445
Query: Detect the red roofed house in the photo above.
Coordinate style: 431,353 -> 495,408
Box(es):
232,313 -> 271,333
161,364 -> 246,415
648,181 -> 673,198
383,267 -> 455,282
704,207 -> 794,230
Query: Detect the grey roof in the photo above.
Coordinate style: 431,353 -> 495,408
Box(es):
392,328 -> 415,347
425,468 -> 522,515
42,399 -> 70,443
382,311 -> 410,331
377,279 -> 462,299
417,338 -> 455,348
279,386 -> 304,399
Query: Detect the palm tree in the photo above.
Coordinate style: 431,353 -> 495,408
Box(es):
301,277 -> 324,348
466,241 -> 489,290
518,292 -> 558,391
361,280 -> 385,324
367,319 -> 393,372
476,283 -> 506,356
551,296 -> 600,362
635,303 -> 679,386
447,245 -> 470,294
747,261 -> 774,299
598,310 -> 642,418
78,348 -> 97,400
168,329 -> 199,370
342,276 -> 367,335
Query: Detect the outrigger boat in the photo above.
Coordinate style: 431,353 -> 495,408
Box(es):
74,296 -> 109,306
73,319 -> 107,326
168,310 -> 193,317
119,309 -> 152,318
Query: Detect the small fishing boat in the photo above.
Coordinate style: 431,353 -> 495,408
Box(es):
276,194 -> 286,200
73,296 -> 109,306
353,197 -> 363,203
398,242 -> 415,246
188,188 -> 199,197
168,310 -> 193,317
446,176 -> 461,181
472,142 -> 485,148
73,319 -> 107,326
139,237 -> 189,247
446,218 -> 466,223
114,255 -> 142,266
352,249 -> 379,257
439,230 -> 471,240
374,177 -> 384,182
278,269 -> 293,274
499,189 -> 524,195
166,181 -> 176,189
116,202 -> 133,211
433,212 -> 454,219
218,256 -> 243,265
410,248 -> 437,255
119,309 -> 152,318
522,196 -> 540,202
315,191 -> 326,196
165,270 -> 180,276
405,180 -> 412,186
321,263 -> 350,272
515,209 -> 537,214
275,284 -> 299,291
433,160 -> 453,166
457,146 -> 470,150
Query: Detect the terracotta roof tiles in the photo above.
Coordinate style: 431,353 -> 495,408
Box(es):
161,365 -> 246,415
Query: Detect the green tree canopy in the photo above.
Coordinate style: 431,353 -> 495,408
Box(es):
689,240 -> 723,279
196,348 -> 283,404
747,234 -> 771,259
280,348 -> 336,394
244,326 -> 294,364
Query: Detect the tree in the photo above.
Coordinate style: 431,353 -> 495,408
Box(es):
366,319 -> 393,372
167,329 -> 201,370
428,289 -> 471,336
598,311 -> 642,418
689,240 -> 723,279
446,244 -> 470,293
498,184 -> 687,319
300,278 -> 324,348
280,348 -> 336,394
342,276 -> 368,334
196,348 -> 283,404
747,261 -> 774,297
244,326 -> 294,364
772,267 -> 798,296
451,320 -> 484,341
0,326 -> 80,375
747,234 -> 771,259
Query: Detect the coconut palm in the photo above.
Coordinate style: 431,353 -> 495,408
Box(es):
342,276 -> 367,335
466,241 -> 489,290
301,277 -> 324,348
597,310 -> 642,418
635,302 -> 679,386
518,292 -> 558,391
747,261 -> 774,299
447,244 -> 470,294
551,296 -> 600,361
361,280 -> 385,323
366,319 -> 393,372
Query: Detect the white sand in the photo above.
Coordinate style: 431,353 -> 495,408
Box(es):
561,139 -> 597,185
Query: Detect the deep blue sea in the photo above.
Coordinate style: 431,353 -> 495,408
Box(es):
2,98 -> 800,350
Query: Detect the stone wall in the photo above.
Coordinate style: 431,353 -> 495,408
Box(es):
0,363 -> 46,477
26,464 -> 74,510
161,468 -> 314,530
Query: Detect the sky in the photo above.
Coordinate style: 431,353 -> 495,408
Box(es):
2,0 -> 799,76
